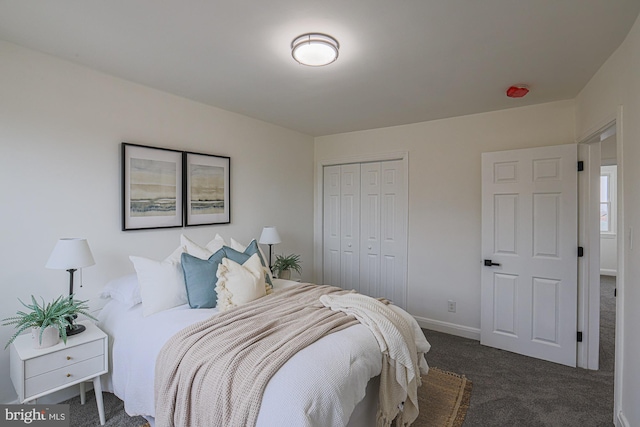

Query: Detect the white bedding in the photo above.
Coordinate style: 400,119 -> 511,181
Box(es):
97,281 -> 428,427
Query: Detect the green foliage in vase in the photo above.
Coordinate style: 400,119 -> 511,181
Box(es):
2,295 -> 97,349
272,253 -> 302,277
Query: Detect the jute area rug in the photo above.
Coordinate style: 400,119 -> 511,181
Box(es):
412,367 -> 472,427
140,367 -> 471,427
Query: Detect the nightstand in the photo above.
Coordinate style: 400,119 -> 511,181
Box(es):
9,320 -> 108,425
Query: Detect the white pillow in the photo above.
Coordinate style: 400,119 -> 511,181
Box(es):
181,234 -> 227,260
229,237 -> 246,252
129,255 -> 188,317
207,233 -> 227,253
230,237 -> 274,282
164,245 -> 184,263
215,253 -> 267,312
100,273 -> 141,308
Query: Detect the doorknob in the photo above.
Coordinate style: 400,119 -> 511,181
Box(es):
484,259 -> 501,267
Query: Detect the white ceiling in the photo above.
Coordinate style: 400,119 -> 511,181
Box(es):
1,1 -> 639,136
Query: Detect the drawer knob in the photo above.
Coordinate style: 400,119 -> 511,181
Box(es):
66,356 -> 71,360
66,373 -> 71,378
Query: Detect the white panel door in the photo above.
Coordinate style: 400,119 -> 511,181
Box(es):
481,144 -> 578,367
379,160 -> 407,309
359,160 -> 407,309
340,164 -> 361,291
360,163 -> 382,298
323,165 -> 341,286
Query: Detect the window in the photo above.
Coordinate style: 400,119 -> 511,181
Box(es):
600,175 -> 610,232
600,165 -> 617,235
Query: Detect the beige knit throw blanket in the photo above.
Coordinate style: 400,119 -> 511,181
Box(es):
320,293 -> 423,427
154,284 -> 358,427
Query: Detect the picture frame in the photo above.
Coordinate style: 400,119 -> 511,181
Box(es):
184,152 -> 231,226
122,143 -> 184,231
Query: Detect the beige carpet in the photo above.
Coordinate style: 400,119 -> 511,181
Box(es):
140,367 -> 471,427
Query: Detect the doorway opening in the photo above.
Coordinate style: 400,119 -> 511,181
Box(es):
598,131 -> 617,373
578,121 -> 618,371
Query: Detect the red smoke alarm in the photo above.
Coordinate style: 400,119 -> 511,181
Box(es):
506,85 -> 529,98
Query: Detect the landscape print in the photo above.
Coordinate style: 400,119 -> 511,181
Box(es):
190,163 -> 225,215
130,157 -> 177,217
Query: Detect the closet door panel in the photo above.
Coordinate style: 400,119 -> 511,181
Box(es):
323,165 -> 341,286
340,164 -> 361,291
360,163 -> 382,298
380,160 -> 407,308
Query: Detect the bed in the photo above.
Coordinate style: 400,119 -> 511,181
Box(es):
96,235 -> 430,427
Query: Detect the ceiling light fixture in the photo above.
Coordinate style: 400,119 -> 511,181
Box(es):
291,33 -> 339,67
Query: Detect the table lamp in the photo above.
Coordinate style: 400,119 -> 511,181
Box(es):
259,226 -> 281,269
46,238 -> 95,335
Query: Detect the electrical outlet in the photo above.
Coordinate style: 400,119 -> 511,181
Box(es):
448,300 -> 456,313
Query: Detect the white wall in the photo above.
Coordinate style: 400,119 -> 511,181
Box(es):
314,100 -> 576,337
602,135 -> 618,165
575,13 -> 640,427
601,234 -> 618,276
0,41 -> 314,403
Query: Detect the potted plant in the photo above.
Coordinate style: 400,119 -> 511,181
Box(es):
2,295 -> 96,349
272,253 -> 302,280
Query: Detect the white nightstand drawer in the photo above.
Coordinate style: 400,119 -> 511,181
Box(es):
25,340 -> 104,378
24,354 -> 104,399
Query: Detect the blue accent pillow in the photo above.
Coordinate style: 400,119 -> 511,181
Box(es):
223,240 -> 273,288
181,249 -> 226,308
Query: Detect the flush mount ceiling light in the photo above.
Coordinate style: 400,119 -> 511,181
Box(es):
291,33 -> 339,67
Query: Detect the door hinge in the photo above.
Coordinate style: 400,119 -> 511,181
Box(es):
578,161 -> 584,171
615,288 -> 617,297
578,246 -> 584,257
577,332 -> 583,342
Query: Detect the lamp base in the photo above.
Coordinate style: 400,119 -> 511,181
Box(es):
66,323 -> 86,336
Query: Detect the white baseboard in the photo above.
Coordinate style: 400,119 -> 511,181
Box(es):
600,269 -> 617,277
414,316 -> 481,341
616,411 -> 629,427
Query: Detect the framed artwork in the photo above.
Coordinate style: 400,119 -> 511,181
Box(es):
122,143 -> 184,231
184,152 -> 231,226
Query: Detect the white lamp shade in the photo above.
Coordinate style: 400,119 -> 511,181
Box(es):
45,238 -> 95,270
259,226 -> 281,245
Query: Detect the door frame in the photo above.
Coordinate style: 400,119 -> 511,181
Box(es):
313,151 -> 409,286
577,137 -> 601,370
577,108 -> 625,425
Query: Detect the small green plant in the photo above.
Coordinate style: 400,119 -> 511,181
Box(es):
272,253 -> 302,278
2,295 -> 96,349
